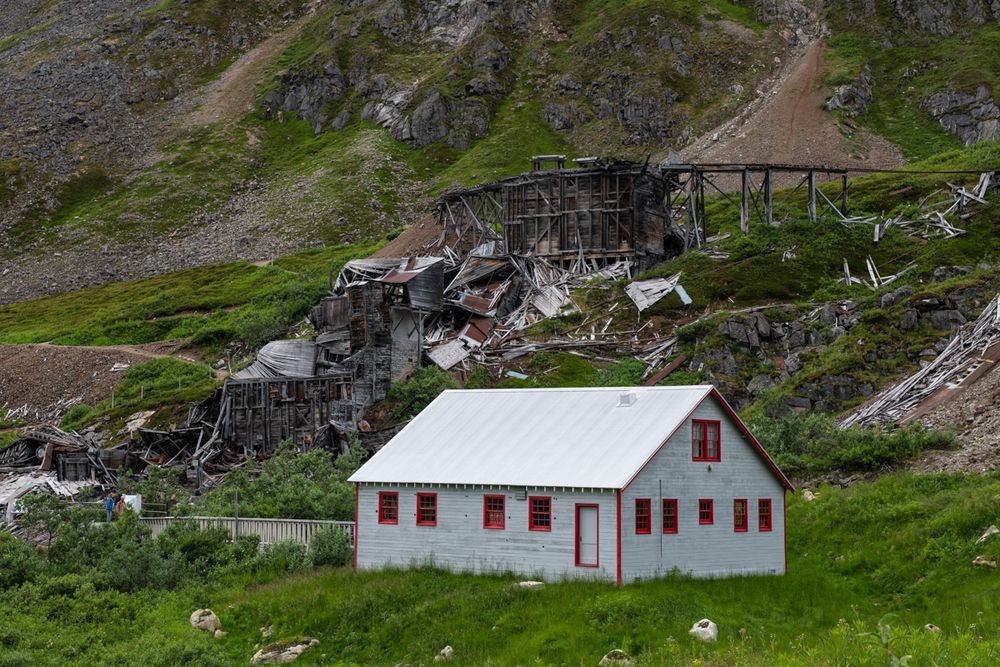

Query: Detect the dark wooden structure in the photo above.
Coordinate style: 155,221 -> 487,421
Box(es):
436,158 -> 852,271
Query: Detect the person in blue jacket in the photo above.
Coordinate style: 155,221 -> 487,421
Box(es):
105,493 -> 114,522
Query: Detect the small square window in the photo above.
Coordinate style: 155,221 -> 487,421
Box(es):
529,496 -> 551,531
734,499 -> 748,532
698,499 -> 714,525
378,492 -> 398,524
484,495 -> 505,529
635,499 -> 651,534
758,498 -> 772,532
416,493 -> 437,526
662,499 -> 678,534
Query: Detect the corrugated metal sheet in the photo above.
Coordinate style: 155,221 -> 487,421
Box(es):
233,340 -> 317,379
349,386 -> 713,488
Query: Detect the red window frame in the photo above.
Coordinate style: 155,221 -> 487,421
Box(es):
698,498 -> 714,525
734,498 -> 748,532
692,419 -> 722,462
483,494 -> 505,529
758,498 -> 772,532
634,498 -> 651,534
662,499 -> 678,534
528,496 -> 551,531
378,491 -> 398,525
416,492 -> 437,526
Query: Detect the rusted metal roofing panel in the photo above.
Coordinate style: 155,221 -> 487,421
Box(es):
349,386 -> 714,488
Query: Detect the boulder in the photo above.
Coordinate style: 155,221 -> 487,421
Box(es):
689,618 -> 718,642
825,64 -> 873,117
410,91 -> 450,145
922,86 -> 1000,146
434,645 -> 454,662
924,623 -> 943,633
189,609 -> 221,633
802,489 -> 818,501
972,555 -> 997,568
251,638 -> 320,665
516,580 -> 545,590
599,648 -> 633,666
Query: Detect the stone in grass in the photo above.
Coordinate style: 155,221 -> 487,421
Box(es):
689,619 -> 718,642
189,609 -> 221,633
433,645 -> 454,662
213,630 -> 227,639
972,555 -> 997,568
516,581 -> 545,590
599,648 -> 634,665
251,638 -> 320,665
924,624 -> 943,633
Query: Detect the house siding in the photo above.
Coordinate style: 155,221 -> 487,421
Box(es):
356,485 -> 618,581
620,398 -> 786,581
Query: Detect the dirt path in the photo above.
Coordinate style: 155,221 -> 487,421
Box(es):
0,341 -> 215,419
683,40 -> 904,172
190,14 -> 312,127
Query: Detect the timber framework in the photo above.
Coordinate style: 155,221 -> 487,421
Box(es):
435,156 -> 852,272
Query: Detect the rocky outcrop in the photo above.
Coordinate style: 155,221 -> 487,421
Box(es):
922,85 -> 1000,146
826,64 -> 873,117
263,60 -> 350,134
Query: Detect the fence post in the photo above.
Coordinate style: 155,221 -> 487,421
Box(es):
234,490 -> 240,540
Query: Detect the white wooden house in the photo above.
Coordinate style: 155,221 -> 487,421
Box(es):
348,386 -> 793,584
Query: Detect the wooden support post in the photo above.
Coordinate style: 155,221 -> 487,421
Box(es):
740,169 -> 750,233
764,168 -> 773,226
807,170 -> 817,222
696,170 -> 706,246
841,173 -> 849,217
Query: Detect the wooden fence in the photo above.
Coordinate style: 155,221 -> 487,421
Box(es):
139,516 -> 355,547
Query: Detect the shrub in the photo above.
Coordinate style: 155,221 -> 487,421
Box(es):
309,526 -> 353,567
0,534 -> 41,590
60,404 -> 95,430
388,366 -> 460,420
257,539 -> 307,574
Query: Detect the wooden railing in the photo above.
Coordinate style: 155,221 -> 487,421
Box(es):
139,516 -> 355,547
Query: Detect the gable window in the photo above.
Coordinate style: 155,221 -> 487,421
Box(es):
692,420 -> 721,462
416,493 -> 437,526
529,496 -> 551,531
698,498 -> 714,525
635,499 -> 651,534
378,492 -> 398,524
662,499 -> 678,534
484,494 -> 505,529
734,499 -> 748,532
758,498 -> 772,532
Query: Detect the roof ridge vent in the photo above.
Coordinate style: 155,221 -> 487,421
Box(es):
617,391 -> 638,407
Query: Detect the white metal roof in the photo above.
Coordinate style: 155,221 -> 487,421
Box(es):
349,386 -> 716,489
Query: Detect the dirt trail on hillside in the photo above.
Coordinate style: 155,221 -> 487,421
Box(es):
191,14 -> 312,127
682,40 -> 904,172
0,342 -> 206,418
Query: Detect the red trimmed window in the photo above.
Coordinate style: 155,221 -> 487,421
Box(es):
378,492 -> 398,524
734,499 -> 748,532
484,494 -> 505,529
758,498 -> 772,532
692,420 -> 721,461
662,499 -> 678,534
416,493 -> 437,526
698,498 -> 714,525
635,499 -> 651,534
529,496 -> 551,531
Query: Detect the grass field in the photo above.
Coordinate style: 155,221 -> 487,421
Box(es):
3,472 -> 1000,666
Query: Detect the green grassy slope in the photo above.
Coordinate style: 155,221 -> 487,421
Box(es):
4,472 -> 1000,665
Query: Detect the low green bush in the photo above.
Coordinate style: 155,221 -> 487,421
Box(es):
388,365 -> 460,420
308,526 -> 352,568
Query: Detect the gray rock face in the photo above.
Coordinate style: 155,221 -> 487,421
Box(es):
409,91 -> 450,144
894,0 -> 958,34
826,64 -> 873,117
922,86 -> 1000,146
263,61 -> 350,134
755,0 -> 813,26
586,73 -> 683,144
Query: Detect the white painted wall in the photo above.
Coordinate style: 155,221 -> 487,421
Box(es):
356,485 -> 618,581
620,397 -> 786,581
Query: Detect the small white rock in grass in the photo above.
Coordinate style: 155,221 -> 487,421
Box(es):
689,619 -> 718,642
976,525 -> 999,544
251,638 -> 320,665
972,555 -> 997,568
599,648 -> 633,665
924,624 -> 943,633
433,645 -> 454,662
802,490 -> 818,501
214,630 -> 227,639
516,581 -> 545,590
189,609 -> 221,633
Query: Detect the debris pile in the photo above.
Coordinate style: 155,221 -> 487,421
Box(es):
841,293 -> 1000,428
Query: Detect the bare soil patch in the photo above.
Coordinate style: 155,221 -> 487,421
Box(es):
683,40 -> 904,174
